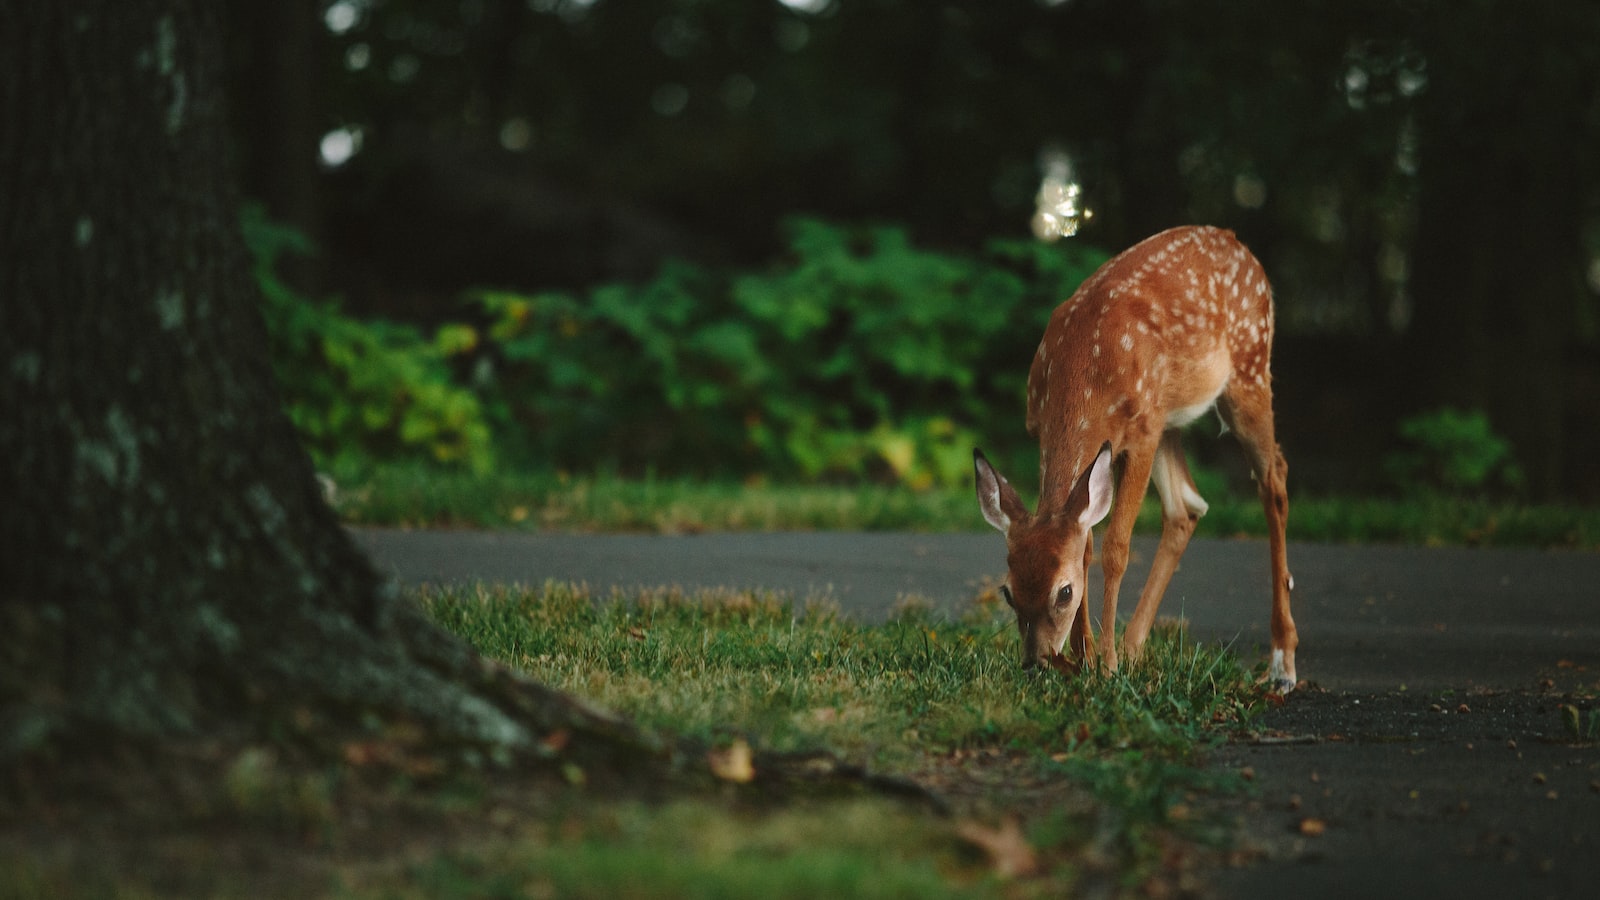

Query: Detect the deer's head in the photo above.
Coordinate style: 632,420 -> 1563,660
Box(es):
973,443 -> 1113,669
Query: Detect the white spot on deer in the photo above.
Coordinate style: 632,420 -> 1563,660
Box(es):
1078,417 -> 1090,432
1091,344 -> 1101,358
1120,333 -> 1134,352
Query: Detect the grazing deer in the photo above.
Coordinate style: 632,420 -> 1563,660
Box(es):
973,226 -> 1298,693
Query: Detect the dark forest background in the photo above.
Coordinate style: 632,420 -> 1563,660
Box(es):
223,0 -> 1600,501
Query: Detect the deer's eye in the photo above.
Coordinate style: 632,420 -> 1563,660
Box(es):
999,585 -> 1016,608
1054,584 -> 1073,609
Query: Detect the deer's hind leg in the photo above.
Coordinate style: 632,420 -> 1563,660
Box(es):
1219,383 -> 1298,693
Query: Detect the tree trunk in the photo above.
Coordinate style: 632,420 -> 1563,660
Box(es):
1406,3 -> 1599,499
0,0 -> 639,765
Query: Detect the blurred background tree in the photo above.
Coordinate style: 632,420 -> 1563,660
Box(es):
222,0 -> 1600,500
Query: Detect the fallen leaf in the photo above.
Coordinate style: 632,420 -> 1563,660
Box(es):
343,741 -> 378,767
1561,705 -> 1580,737
541,728 -> 571,754
956,816 -> 1038,879
708,739 -> 756,783
1299,817 -> 1327,837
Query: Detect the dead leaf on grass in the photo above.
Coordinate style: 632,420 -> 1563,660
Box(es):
541,728 -> 571,754
1298,817 -> 1327,837
956,816 -> 1038,879
707,738 -> 756,783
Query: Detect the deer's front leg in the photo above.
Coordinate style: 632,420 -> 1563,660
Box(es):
1097,439 -> 1157,673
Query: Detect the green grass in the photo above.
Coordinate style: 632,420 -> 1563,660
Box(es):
330,465 -> 973,533
375,800 -> 964,900
378,582 -> 1270,896
330,464 -> 1600,548
424,583 -> 1255,765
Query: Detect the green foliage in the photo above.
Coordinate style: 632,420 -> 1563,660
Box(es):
470,219 -> 1108,487
248,210 -> 1106,488
1382,407 -> 1524,496
243,207 -> 494,473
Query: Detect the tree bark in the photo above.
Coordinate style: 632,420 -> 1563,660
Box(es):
0,0 -> 635,764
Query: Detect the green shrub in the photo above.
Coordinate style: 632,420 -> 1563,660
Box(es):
1382,407 -> 1523,496
469,219 -> 1108,487
244,207 -> 494,473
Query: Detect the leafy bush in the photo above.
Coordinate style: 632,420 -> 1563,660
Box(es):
1382,407 -> 1523,496
244,207 -> 494,473
468,219 -> 1108,487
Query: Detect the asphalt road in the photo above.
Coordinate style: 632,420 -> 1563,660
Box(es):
353,528 -> 1600,898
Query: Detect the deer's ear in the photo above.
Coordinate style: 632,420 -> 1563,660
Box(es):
974,448 -> 1029,534
1069,442 -> 1115,528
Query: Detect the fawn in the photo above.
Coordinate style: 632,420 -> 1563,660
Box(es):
974,226 -> 1298,693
